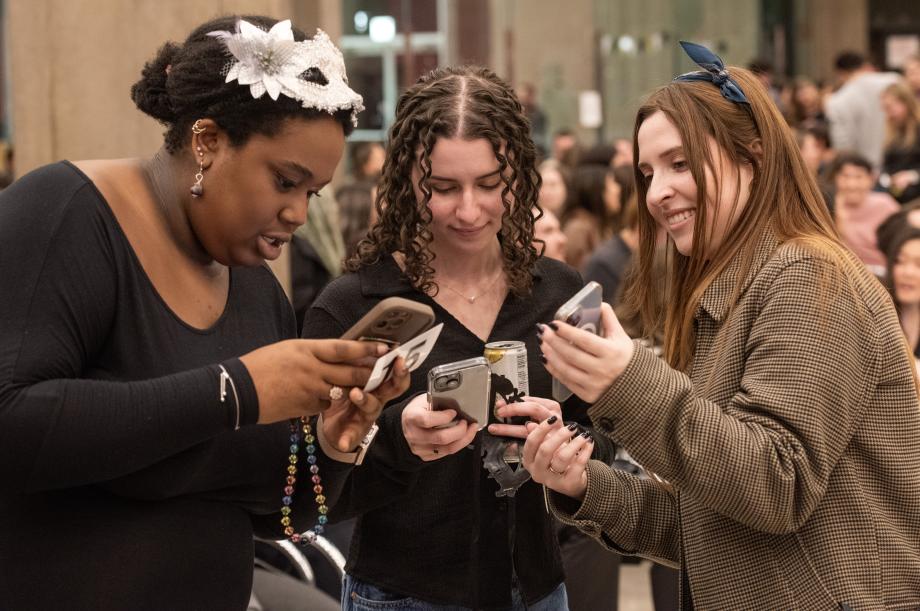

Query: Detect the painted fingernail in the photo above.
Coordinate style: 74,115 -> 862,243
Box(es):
548,322 -> 559,331
566,422 -> 578,431
581,431 -> 592,439
546,415 -> 558,425
536,324 -> 544,335
540,355 -> 547,364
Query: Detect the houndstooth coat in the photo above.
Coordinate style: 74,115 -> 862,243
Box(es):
550,232 -> 920,610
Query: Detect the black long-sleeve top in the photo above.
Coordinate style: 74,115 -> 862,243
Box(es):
301,255 -> 616,609
0,162 -> 352,611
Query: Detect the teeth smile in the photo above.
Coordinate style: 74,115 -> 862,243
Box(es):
666,210 -> 694,226
262,236 -> 283,247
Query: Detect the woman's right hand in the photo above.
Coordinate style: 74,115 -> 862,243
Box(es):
240,339 -> 388,424
401,394 -> 479,461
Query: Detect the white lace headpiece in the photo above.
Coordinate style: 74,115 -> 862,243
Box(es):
207,19 -> 364,126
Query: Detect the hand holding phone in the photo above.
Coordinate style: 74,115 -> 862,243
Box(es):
427,357 -> 492,430
551,282 -> 603,402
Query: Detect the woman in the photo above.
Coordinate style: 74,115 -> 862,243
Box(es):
302,65 -> 615,610
583,165 -> 638,306
880,80 -> 920,203
537,158 -> 570,216
828,151 -> 900,276
560,164 -> 622,271
882,226 -> 920,361
526,42 -> 920,609
0,16 -> 409,611
533,208 -> 568,262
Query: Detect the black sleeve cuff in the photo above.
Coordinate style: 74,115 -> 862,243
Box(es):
220,357 -> 260,427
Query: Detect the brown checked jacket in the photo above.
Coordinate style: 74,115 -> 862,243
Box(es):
550,232 -> 920,610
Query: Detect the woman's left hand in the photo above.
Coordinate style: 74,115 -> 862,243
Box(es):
523,416 -> 594,500
539,303 -> 634,403
487,396 -> 562,439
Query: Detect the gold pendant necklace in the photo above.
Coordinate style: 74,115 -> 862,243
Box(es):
441,271 -> 504,304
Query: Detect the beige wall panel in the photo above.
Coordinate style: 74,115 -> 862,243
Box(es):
797,0 -> 867,82
489,0 -> 595,144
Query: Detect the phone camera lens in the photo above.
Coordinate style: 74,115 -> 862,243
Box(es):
446,379 -> 460,389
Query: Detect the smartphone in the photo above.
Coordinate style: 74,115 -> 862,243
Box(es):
551,281 -> 604,402
427,357 -> 492,430
341,297 -> 435,348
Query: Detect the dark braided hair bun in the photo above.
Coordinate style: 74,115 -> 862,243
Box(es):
131,42 -> 181,123
130,15 -> 354,154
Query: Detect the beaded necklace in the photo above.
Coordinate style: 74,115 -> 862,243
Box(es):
281,416 -> 328,544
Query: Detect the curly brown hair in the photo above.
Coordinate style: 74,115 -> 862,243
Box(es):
346,65 -> 541,297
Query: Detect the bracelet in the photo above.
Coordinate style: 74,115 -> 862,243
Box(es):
281,417 -> 328,545
218,365 -> 241,431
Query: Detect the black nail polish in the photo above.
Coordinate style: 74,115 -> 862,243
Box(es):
540,355 -> 547,364
566,422 -> 578,431
581,431 -> 592,439
548,322 -> 559,331
535,324 -> 544,335
546,415 -> 558,425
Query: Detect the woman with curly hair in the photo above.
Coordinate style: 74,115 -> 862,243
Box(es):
302,65 -> 614,610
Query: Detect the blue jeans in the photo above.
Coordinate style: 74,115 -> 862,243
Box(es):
341,574 -> 569,611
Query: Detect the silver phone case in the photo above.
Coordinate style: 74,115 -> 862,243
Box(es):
427,357 -> 492,430
551,281 -> 604,402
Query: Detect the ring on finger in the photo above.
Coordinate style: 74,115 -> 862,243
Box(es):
548,464 -> 566,475
328,385 -> 344,401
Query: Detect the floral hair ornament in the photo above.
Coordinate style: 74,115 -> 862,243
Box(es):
673,41 -> 750,105
207,19 -> 364,126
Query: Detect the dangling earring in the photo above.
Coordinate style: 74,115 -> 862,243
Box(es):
190,119 -> 205,198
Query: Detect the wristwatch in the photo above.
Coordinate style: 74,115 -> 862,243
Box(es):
316,414 -> 379,466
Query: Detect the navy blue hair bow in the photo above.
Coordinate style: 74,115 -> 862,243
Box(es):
673,41 -> 750,105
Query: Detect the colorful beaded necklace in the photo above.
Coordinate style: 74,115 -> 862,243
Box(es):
281,416 -> 328,544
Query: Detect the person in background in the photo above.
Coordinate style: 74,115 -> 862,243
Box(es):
537,158 -> 570,216
533,208 -> 568,262
290,186 -> 345,332
825,51 -> 900,169
830,151 -> 900,276
517,82 -> 549,158
796,121 -> 835,184
904,54 -> 920,100
788,76 -> 827,128
528,42 -> 920,610
0,16 -> 410,611
881,226 -> 920,365
349,140 -> 385,185
584,165 -> 638,305
560,164 -> 622,271
336,182 -> 375,259
611,137 -> 634,168
880,80 -> 920,203
552,127 -> 580,169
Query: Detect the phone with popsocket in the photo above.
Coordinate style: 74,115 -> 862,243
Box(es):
341,297 -> 435,347
550,281 -> 603,402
